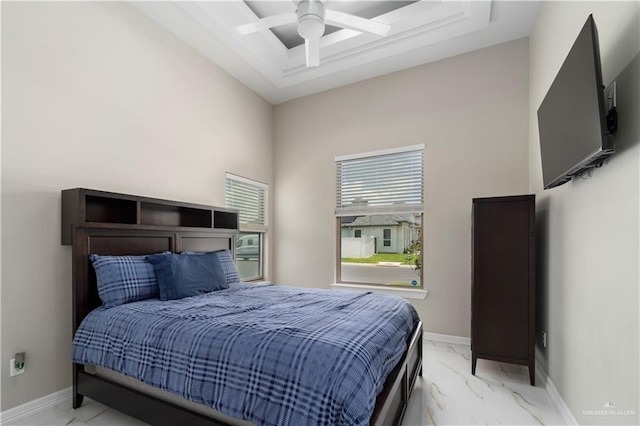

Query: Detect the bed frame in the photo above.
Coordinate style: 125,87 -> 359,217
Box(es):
64,189 -> 423,426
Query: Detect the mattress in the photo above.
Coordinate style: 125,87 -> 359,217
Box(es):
72,283 -> 419,425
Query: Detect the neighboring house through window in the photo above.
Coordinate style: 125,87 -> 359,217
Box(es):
225,173 -> 267,281
335,144 -> 424,287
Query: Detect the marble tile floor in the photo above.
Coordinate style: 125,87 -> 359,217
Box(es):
403,339 -> 566,426
6,339 -> 566,426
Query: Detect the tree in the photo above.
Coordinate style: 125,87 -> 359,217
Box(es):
406,226 -> 422,278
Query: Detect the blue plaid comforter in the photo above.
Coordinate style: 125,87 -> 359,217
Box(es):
72,283 -> 419,425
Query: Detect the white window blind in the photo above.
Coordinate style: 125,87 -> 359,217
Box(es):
335,144 -> 424,216
225,173 -> 268,232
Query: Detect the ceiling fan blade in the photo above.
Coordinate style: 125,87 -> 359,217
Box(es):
236,12 -> 297,35
305,38 -> 320,67
324,10 -> 390,36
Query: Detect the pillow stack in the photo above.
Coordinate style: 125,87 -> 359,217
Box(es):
90,249 -> 240,307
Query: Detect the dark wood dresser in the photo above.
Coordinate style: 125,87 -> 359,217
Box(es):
471,194 -> 535,385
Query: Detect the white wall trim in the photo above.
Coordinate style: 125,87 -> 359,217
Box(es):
536,360 -> 578,425
0,387 -> 71,424
423,332 -> 471,346
225,172 -> 268,189
330,283 -> 428,299
335,143 -> 425,162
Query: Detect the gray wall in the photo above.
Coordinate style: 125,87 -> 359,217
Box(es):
1,2 -> 274,410
273,38 -> 530,337
529,2 -> 639,423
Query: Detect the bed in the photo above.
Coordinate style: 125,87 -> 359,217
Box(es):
64,189 -> 423,426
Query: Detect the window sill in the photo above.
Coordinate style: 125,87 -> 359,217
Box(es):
330,283 -> 428,300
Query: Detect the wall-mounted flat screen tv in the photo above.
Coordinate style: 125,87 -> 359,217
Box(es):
537,14 -> 614,189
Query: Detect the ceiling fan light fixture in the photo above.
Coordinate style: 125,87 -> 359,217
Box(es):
235,0 -> 392,68
297,15 -> 325,39
296,0 -> 325,40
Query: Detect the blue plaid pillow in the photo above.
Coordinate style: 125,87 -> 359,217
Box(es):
90,253 -> 167,308
214,249 -> 241,284
177,249 -> 241,284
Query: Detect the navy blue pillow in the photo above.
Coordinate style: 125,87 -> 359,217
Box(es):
146,252 -> 228,301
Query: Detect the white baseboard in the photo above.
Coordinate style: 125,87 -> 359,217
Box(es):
423,332 -> 471,346
0,387 -> 71,424
535,360 -> 578,425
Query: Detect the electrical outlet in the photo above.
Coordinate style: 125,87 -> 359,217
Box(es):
542,331 -> 547,348
9,358 -> 25,377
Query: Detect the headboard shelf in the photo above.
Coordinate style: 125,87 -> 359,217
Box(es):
213,210 -> 239,230
139,202 -> 213,228
86,195 -> 137,225
62,188 -> 238,245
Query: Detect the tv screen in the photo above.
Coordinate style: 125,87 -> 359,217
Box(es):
537,15 -> 614,189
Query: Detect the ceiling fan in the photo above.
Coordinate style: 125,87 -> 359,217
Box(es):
236,0 -> 391,67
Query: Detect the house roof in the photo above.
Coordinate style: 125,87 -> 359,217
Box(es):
342,214 -> 414,227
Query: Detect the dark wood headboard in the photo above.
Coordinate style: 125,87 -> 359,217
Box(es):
71,228 -> 235,333
62,188 -> 238,333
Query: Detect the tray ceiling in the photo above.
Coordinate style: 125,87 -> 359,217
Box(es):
132,1 -> 539,104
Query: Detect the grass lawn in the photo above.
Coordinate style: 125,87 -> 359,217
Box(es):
341,253 -> 415,265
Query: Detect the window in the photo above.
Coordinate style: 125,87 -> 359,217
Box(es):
225,173 -> 267,281
336,145 -> 423,287
383,229 -> 391,247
